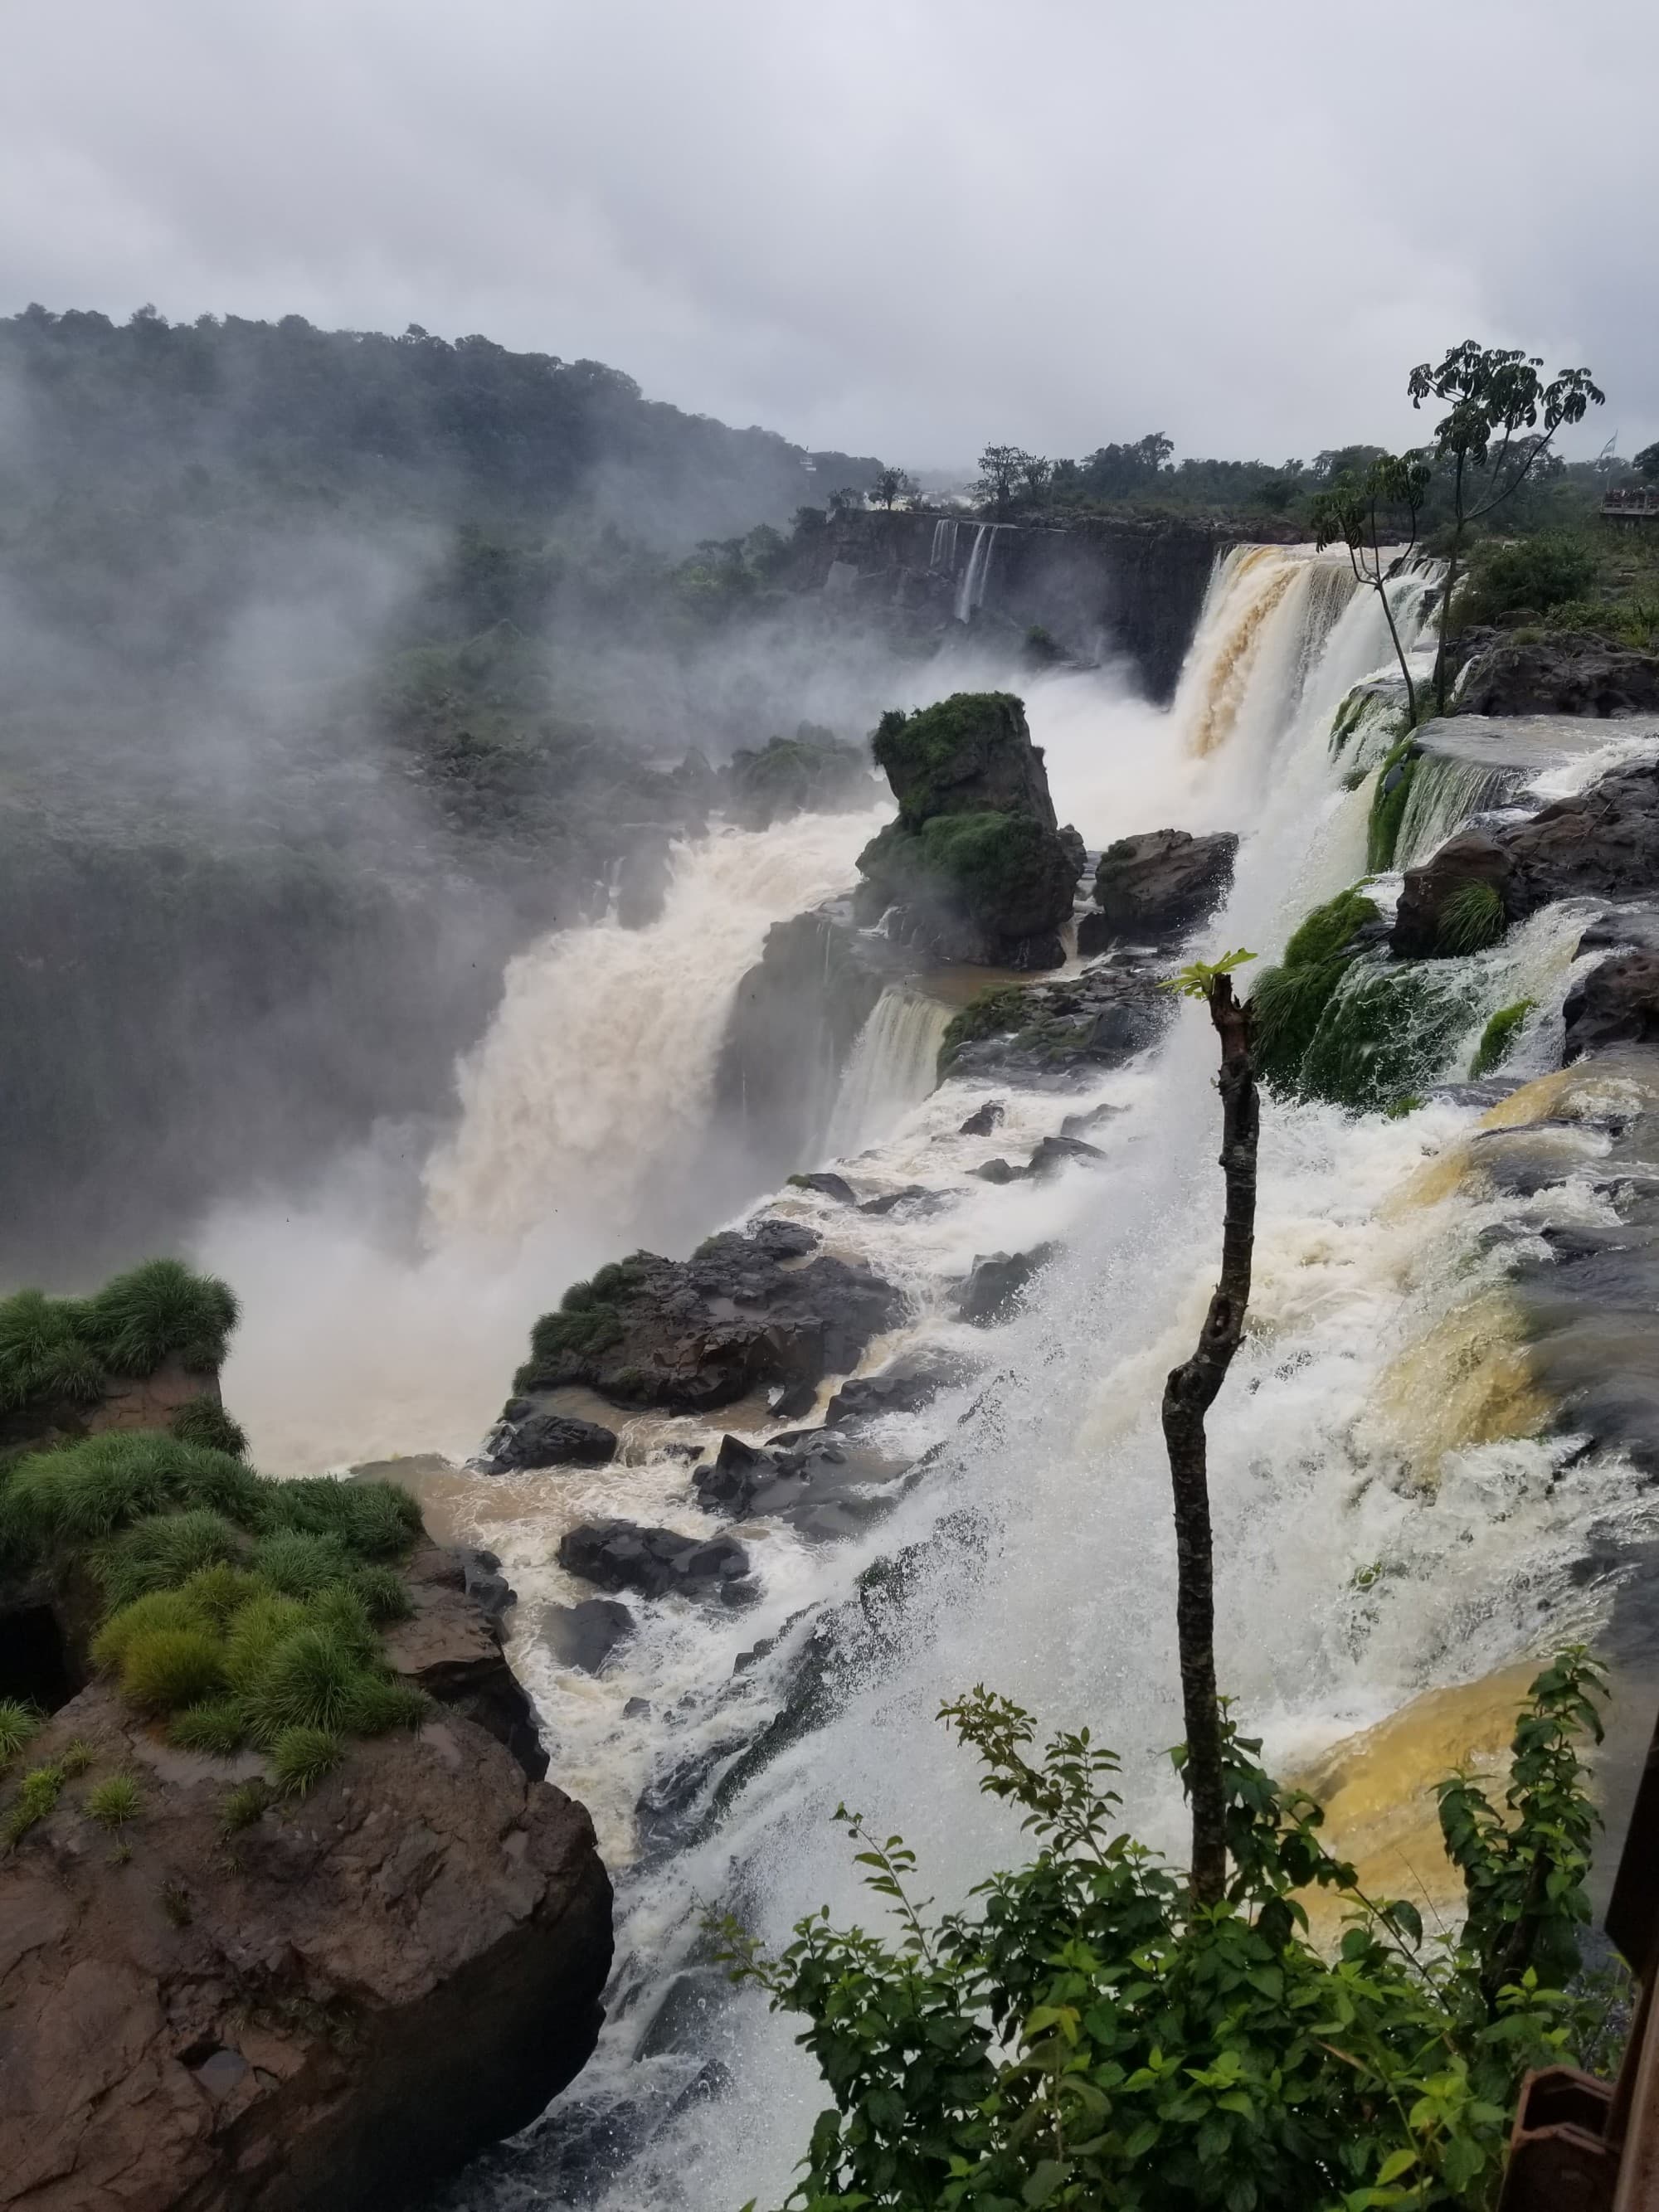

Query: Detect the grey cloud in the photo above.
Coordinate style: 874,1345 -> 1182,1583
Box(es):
2,0 -> 1654,464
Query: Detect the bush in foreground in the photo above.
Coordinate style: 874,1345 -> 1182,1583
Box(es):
720,1653 -> 1612,2211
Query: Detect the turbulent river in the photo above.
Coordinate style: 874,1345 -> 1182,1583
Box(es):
209,545 -> 1659,2210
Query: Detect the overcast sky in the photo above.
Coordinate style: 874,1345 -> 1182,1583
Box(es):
3,0 -> 1655,468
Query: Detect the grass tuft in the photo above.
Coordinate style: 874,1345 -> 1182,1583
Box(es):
168,1699 -> 251,1756
222,1593 -> 310,1693
348,1562 -> 414,1623
341,1675 -> 432,1735
0,1700 -> 41,1769
85,1774 -> 142,1829
249,1529 -> 358,1598
168,1396 -> 248,1456
98,1507 -> 244,1610
1437,880 -> 1506,956
270,1726 -> 343,1797
92,1587 -> 219,1674
118,1627 -> 227,1714
82,1258 -> 238,1378
59,1738 -> 94,1777
220,1777 -> 272,1832
245,1625 -> 372,1741
2,1763 -> 65,1848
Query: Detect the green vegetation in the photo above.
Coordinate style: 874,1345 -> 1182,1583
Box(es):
1163,949 -> 1256,1001
0,1700 -> 41,1769
1436,882 -> 1506,955
2,1763 -> 66,1849
59,1738 -> 94,1777
84,1775 -> 141,1829
270,1726 -> 345,1797
1310,453 -> 1431,719
1471,999 -> 1535,1078
1366,732 -> 1422,873
938,984 -> 1034,1075
118,1627 -> 228,1713
871,694 -> 1028,825
168,1396 -> 249,1456
220,1777 -> 273,1832
722,1654 -> 1613,2212
1251,887 -> 1379,1091
0,1259 -> 237,1413
515,1254 -> 651,1389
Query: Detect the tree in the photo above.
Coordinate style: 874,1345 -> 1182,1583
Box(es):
1017,452 -> 1052,506
1311,452 -> 1432,722
1634,440 -> 1659,484
1158,950 -> 1258,1903
871,464 -> 918,509
973,444 -> 1034,517
1407,340 -> 1605,707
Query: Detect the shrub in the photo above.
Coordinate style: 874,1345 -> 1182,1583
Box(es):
257,1475 -> 420,1560
303,1585 -> 381,1662
1472,997 -> 1536,1078
2,1763 -> 65,1848
168,1699 -> 251,1756
340,1675 -> 431,1736
1438,879 -> 1506,955
270,1726 -> 343,1797
118,1627 -> 227,1713
177,1561 -> 265,1626
220,1777 -> 272,1832
1,1432 -> 262,1553
0,1700 -> 41,1768
514,1266 -> 650,1387
168,1396 -> 248,1456
98,1507 -> 243,1609
720,1655 -> 1609,2212
245,1626 -> 369,1740
92,1587 -> 219,1674
1456,532 -> 1600,629
85,1775 -> 142,1829
81,1258 -> 238,1376
250,1529 -> 356,1597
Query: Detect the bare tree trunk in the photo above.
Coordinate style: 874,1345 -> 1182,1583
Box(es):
1160,974 -> 1258,1907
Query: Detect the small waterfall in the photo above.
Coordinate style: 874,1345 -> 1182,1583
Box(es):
824,985 -> 952,1157
1394,756 -> 1523,870
928,518 -> 959,573
953,522 -> 1002,622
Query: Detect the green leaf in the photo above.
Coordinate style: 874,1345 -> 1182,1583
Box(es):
1022,2158 -> 1069,2206
1375,2148 -> 1417,2185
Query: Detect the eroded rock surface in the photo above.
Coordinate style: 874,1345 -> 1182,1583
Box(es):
1078,828 -> 1238,952
1454,630 -> 1659,718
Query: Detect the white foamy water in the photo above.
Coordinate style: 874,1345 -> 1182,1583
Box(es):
432,547 -> 1659,2212
824,984 -> 952,1157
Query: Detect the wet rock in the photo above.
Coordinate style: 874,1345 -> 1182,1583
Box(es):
825,1354 -> 974,1425
1025,1132 -> 1107,1177
691,1431 -> 906,1536
872,689 -> 1059,830
458,1546 -> 515,1626
788,1171 -> 857,1204
1058,823 -> 1089,878
512,1222 -> 903,1417
0,1601 -> 611,2212
1455,631 -> 1659,718
475,1411 -> 619,1474
943,959 -> 1169,1086
1563,951 -> 1659,1061
557,1519 -> 751,1600
974,1157 -> 1023,1184
387,1546 -> 547,1781
723,729 -> 873,830
958,1098 -> 1005,1135
858,1183 -> 951,1218
956,1247 -> 1058,1325
1078,828 -> 1238,951
1061,1101 -> 1120,1139
767,1377 -> 819,1421
542,1597 -> 635,1675
1394,756 -> 1659,959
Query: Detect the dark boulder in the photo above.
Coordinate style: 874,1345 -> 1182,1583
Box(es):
956,1247 -> 1058,1325
1061,1101 -> 1120,1140
1563,952 -> 1659,1061
723,728 -> 873,829
1025,1133 -> 1107,1177
1394,757 -> 1659,958
872,691 -> 1058,830
1455,631 -> 1659,717
943,959 -> 1170,1086
974,1157 -> 1023,1184
512,1223 -> 903,1417
858,1184 -> 951,1218
692,1432 -> 904,1540
557,1520 -> 751,1601
789,1171 -> 857,1204
542,1597 -> 635,1675
475,1411 -> 619,1474
1058,823 -> 1089,878
958,1098 -> 1005,1135
825,1353 -> 974,1425
1078,829 -> 1238,951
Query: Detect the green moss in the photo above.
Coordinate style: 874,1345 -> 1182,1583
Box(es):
1251,884 -> 1384,1095
1436,881 -> 1506,955
1366,734 -> 1421,872
1471,999 -> 1535,1079
1297,962 -> 1473,1113
938,983 -> 1034,1074
168,1397 -> 248,1456
1282,886 -> 1380,969
871,693 -> 1025,824
91,1587 -> 220,1672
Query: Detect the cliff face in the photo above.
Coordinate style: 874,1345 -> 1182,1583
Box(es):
798,511 -> 1263,702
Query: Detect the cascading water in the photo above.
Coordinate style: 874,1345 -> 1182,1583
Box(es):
439,543 -> 1659,2212
823,984 -> 952,1158
952,522 -> 1001,622
928,518 -> 959,572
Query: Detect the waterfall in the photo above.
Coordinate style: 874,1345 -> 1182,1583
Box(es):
928,518 -> 959,572
953,522 -> 1002,622
823,985 -> 952,1158
1394,755 -> 1522,870
423,809 -> 887,1251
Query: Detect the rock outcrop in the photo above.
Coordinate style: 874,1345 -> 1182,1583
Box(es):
853,693 -> 1078,969
1077,829 -> 1238,952
722,727 -> 874,829
941,957 -> 1170,1085
1562,950 -> 1659,1061
1454,630 -> 1659,718
557,1520 -> 751,1600
956,1247 -> 1058,1325
509,1220 -> 903,1417
474,1408 -> 619,1474
0,1566 -> 611,2212
1393,756 -> 1659,958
